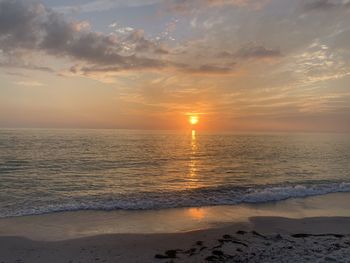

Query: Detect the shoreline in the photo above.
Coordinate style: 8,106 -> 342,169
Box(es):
2,193 -> 350,262
1,192 -> 350,241
1,216 -> 350,262
3,181 -> 350,218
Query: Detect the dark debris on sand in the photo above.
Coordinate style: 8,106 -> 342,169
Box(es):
154,231 -> 350,263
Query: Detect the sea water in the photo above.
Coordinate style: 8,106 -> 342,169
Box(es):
0,129 -> 349,218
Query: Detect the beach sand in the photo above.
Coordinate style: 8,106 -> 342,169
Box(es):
1,217 -> 350,262
1,193 -> 350,262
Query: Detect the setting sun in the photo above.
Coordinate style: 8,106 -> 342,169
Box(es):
189,116 -> 199,125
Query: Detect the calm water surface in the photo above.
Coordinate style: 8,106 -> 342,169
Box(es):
0,129 -> 349,217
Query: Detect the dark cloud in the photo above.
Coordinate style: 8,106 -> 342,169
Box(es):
303,0 -> 350,11
0,0 -> 169,72
235,45 -> 282,59
73,60 -> 234,76
184,64 -> 235,74
0,0 -> 43,51
72,56 -> 167,75
217,45 -> 282,61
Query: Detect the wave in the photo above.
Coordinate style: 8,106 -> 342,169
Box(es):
2,181 -> 350,218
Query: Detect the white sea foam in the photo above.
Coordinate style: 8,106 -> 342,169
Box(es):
1,182 -> 350,218
240,182 -> 350,203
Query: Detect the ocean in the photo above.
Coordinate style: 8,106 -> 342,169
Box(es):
0,129 -> 349,218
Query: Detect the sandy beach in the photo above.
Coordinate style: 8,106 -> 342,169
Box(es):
1,193 -> 350,262
1,216 -> 350,262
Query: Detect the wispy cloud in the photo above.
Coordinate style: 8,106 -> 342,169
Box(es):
235,45 -> 282,59
164,0 -> 270,13
303,0 -> 350,12
14,80 -> 44,87
55,0 -> 163,13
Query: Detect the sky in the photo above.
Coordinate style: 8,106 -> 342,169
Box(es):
0,0 -> 350,132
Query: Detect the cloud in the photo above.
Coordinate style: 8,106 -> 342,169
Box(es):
55,0 -> 163,14
207,0 -> 270,8
235,44 -> 282,59
217,44 -> 282,62
164,0 -> 270,13
57,0 -> 271,14
185,64 -> 235,74
0,0 -> 44,51
14,80 -> 44,87
69,60 -> 237,79
0,0 -> 239,77
303,0 -> 350,11
70,57 -> 167,74
0,60 -> 53,72
0,0 -> 169,73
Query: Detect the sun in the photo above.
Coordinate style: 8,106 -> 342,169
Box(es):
189,115 -> 199,125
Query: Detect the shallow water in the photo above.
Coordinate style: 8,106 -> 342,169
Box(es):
1,193 -> 350,241
0,129 -> 349,217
